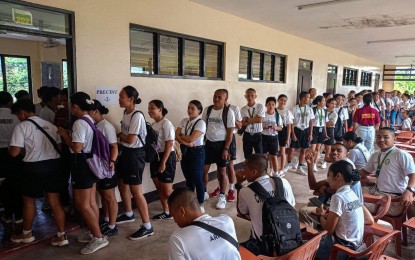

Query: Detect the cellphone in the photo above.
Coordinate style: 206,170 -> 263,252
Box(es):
309,197 -> 327,209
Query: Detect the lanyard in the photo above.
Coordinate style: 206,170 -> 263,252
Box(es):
184,120 -> 192,135
248,107 -> 255,118
375,147 -> 395,177
299,105 -> 306,123
317,108 -> 323,126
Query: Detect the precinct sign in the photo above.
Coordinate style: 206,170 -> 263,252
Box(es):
95,87 -> 118,105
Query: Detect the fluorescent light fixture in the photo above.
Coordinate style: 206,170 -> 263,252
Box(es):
395,55 -> 415,58
367,38 -> 415,44
297,0 -> 361,10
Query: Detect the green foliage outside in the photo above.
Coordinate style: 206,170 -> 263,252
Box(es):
3,57 -> 30,97
394,69 -> 415,94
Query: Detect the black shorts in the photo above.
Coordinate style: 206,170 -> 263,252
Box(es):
71,154 -> 98,189
311,127 -> 325,144
22,158 -> 66,198
116,146 -> 145,185
278,126 -> 289,147
290,127 -> 310,149
150,151 -> 176,183
324,127 -> 335,145
98,173 -> 118,190
262,135 -> 279,155
204,140 -> 229,168
229,134 -> 237,161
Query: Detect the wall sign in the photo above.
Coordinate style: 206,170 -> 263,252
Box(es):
12,8 -> 33,26
95,87 -> 118,105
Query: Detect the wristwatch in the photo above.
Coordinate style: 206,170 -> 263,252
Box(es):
406,186 -> 415,194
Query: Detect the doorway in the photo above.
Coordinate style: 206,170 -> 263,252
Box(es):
327,64 -> 337,94
297,59 -> 313,101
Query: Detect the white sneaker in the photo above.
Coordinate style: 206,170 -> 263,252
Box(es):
321,162 -> 327,169
276,170 -> 285,178
200,204 -> 205,213
204,192 -> 209,201
313,164 -> 318,172
283,164 -> 291,173
292,162 -> 299,170
80,236 -> 109,254
296,166 -> 307,176
216,194 -> 226,209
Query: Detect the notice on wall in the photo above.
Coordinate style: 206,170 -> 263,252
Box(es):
95,87 -> 118,105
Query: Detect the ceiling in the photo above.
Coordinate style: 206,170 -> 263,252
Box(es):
191,0 -> 415,65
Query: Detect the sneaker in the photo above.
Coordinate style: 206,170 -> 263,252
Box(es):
80,236 -> 109,255
321,161 -> 327,169
200,204 -> 205,213
78,231 -> 93,243
102,226 -> 118,237
11,232 -> 35,243
276,170 -> 285,178
227,190 -> 236,202
51,234 -> 69,246
152,212 -> 173,220
204,192 -> 210,201
209,187 -> 220,198
283,164 -> 291,173
99,220 -> 109,230
313,164 -> 318,172
216,194 -> 227,209
116,213 -> 135,224
129,225 -> 154,241
291,162 -> 298,170
296,166 -> 308,176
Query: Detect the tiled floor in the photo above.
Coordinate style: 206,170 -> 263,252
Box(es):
1,165 -> 415,259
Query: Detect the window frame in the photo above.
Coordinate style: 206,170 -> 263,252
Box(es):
239,46 -> 286,83
342,67 -> 358,86
129,24 -> 224,80
360,71 -> 372,87
0,54 -> 32,97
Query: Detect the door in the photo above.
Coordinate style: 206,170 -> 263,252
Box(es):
327,65 -> 337,94
297,59 -> 313,101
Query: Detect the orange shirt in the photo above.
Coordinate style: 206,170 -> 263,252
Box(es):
353,105 -> 380,126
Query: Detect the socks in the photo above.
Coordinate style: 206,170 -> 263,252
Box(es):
104,216 -> 109,222
164,211 -> 170,215
57,231 -> 66,237
143,222 -> 152,230
229,183 -> 235,190
125,211 -> 133,217
108,224 -> 115,229
23,229 -> 31,235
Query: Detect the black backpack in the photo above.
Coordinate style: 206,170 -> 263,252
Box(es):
131,110 -> 159,163
205,104 -> 229,129
334,106 -> 345,139
249,177 -> 302,256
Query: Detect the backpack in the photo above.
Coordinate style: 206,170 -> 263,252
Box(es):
80,116 -> 114,179
205,105 -> 229,129
334,106 -> 345,139
249,177 -> 302,256
130,110 -> 159,163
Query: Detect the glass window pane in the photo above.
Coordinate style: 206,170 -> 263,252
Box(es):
5,57 -> 30,97
62,60 -> 68,88
205,44 -> 219,78
252,52 -> 261,80
275,56 -> 285,82
264,54 -> 272,81
184,40 -> 200,76
130,30 -> 154,75
159,35 -> 179,75
0,58 -> 3,90
239,49 -> 248,80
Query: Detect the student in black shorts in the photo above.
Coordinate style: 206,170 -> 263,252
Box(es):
276,94 -> 294,173
148,100 -> 176,220
310,96 -> 329,172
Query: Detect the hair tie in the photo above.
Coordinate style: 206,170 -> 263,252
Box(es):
86,99 -> 94,105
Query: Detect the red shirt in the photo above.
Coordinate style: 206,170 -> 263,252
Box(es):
353,105 -> 380,126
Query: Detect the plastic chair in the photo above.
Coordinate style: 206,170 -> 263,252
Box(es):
363,194 -> 391,222
258,230 -> 327,260
395,131 -> 414,143
328,230 -> 400,260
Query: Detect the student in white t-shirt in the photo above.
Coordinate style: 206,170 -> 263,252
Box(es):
168,187 -> 241,260
321,98 -> 338,169
39,87 -> 60,124
236,154 -> 295,256
240,88 -> 265,158
57,92 -> 108,254
333,94 -> 349,142
0,92 -> 22,236
89,100 -> 119,237
176,100 -> 206,211
148,100 -> 176,220
277,94 -> 294,173
315,160 -> 373,260
261,97 -> 283,177
9,99 -> 67,247
34,86 -> 48,116
402,110 -> 412,131
310,96 -> 329,172
342,132 -> 370,172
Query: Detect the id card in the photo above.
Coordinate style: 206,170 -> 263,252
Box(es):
319,128 -> 323,133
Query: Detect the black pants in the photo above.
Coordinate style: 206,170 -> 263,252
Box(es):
243,132 -> 263,159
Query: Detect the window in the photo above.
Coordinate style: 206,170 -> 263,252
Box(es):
342,67 -> 358,86
238,47 -> 286,82
62,60 -> 68,88
0,55 -> 32,98
130,24 -> 224,79
328,65 -> 337,74
360,71 -> 372,86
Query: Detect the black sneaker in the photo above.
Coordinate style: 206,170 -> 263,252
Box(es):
152,212 -> 173,220
99,220 -> 109,230
116,214 -> 135,224
102,226 -> 118,237
129,225 -> 154,241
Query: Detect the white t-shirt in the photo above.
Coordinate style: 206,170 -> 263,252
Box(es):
402,118 -> 412,131
334,106 -> 349,122
312,107 -> 327,127
292,105 -> 315,129
10,116 -> 61,162
240,103 -> 265,134
71,115 -> 94,153
39,106 -> 56,124
276,107 -> 294,127
202,106 -> 235,142
152,118 -> 175,152
326,110 -> 338,128
385,98 -> 394,109
178,117 -> 206,147
262,111 -> 283,136
393,96 -> 401,106
330,185 -> 364,247
364,146 -> 415,194
348,143 -> 370,171
97,119 -> 117,144
0,108 -> 19,148
229,104 -> 242,134
238,175 -> 295,238
120,109 -> 147,148
371,100 -> 384,114
169,214 -> 241,260
400,101 -> 412,110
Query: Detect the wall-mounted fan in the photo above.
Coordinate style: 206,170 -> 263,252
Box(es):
41,38 -> 59,48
